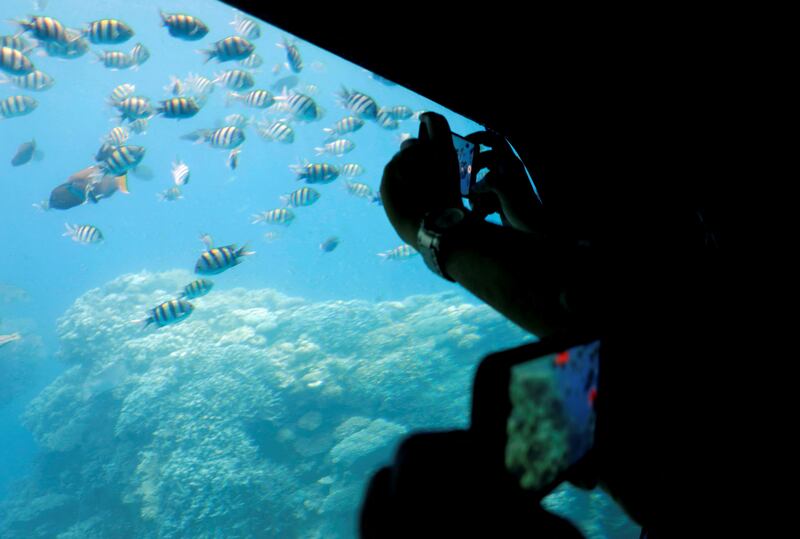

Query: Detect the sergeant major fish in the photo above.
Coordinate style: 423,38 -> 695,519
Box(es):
0,95 -> 37,119
139,299 -> 194,328
280,187 -> 319,207
226,89 -> 273,108
277,37 -> 302,73
171,158 -> 190,186
115,96 -> 152,122
214,69 -> 254,90
0,35 -> 32,52
16,15 -> 70,43
274,90 -> 322,122
109,83 -> 135,103
84,19 -> 134,44
63,223 -> 103,244
323,116 -> 364,139
238,52 -> 263,69
195,244 -> 254,275
95,51 -> 135,70
256,119 -> 293,143
156,97 -> 200,119
290,162 -> 339,184
230,11 -> 260,39
378,244 -> 418,260
201,36 -> 255,63
315,139 -> 355,156
99,145 -> 145,175
344,181 -> 375,200
341,163 -> 366,178
0,70 -> 54,91
179,279 -> 213,299
181,126 -> 245,149
251,208 -> 295,225
159,11 -> 209,41
43,30 -> 88,59
0,47 -> 34,76
337,87 -> 379,120
129,43 -> 150,66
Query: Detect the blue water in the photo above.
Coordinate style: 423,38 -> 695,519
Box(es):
0,1 -> 639,537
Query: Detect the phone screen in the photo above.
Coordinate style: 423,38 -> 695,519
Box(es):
505,340 -> 600,492
451,133 -> 476,197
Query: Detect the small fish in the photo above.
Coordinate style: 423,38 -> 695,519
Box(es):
104,126 -> 129,146
344,181 -> 374,200
0,35 -> 32,52
385,105 -> 413,120
109,83 -> 135,103
274,90 -> 322,122
223,113 -> 249,127
376,109 -> 399,130
42,32 -> 88,59
231,11 -> 261,40
17,16 -> 69,44
99,145 -> 146,175
157,186 -> 182,201
251,208 -> 295,225
227,89 -> 273,108
201,36 -> 255,63
195,244 -> 254,275
277,37 -> 303,73
115,96 -> 152,122
95,51 -> 135,70
129,43 -> 150,65
63,223 -> 103,244
227,149 -> 240,170
95,141 -> 117,162
0,70 -> 54,91
84,19 -> 134,44
337,87 -> 379,120
156,97 -> 200,119
378,244 -> 418,260
323,116 -> 364,139
164,76 -> 184,96
320,236 -> 340,253
159,11 -> 209,41
290,162 -> 339,184
185,73 -> 214,95
341,163 -> 366,178
0,95 -> 37,119
0,47 -> 34,76
214,69 -> 255,90
141,299 -> 194,328
238,52 -> 263,69
171,159 -> 190,186
256,119 -> 294,143
11,139 -> 40,166
128,118 -> 148,134
280,187 -> 320,207
0,332 -> 22,348
182,126 -> 245,149
315,138 -> 355,156
179,279 -> 214,300
270,75 -> 299,92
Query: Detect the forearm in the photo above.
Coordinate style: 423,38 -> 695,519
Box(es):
443,221 -> 572,338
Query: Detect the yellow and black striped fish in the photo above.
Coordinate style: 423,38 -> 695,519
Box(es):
214,69 -> 254,90
323,116 -> 364,139
315,138 -> 355,156
202,36 -> 254,63
0,35 -> 32,52
345,181 -> 374,199
341,163 -> 366,178
84,19 -> 134,44
238,52 -> 263,69
115,97 -> 152,122
231,12 -> 260,40
100,145 -> 145,175
256,120 -> 294,143
109,83 -> 135,103
280,187 -> 320,207
251,208 -> 295,225
275,91 -> 321,122
337,87 -> 379,120
129,43 -> 149,65
156,97 -> 200,119
278,37 -> 303,73
96,51 -> 135,70
290,162 -> 340,184
227,89 -> 273,108
63,223 -> 103,244
378,244 -> 418,260
17,16 -> 68,43
104,126 -> 129,147
0,95 -> 37,119
2,70 -> 53,91
376,109 -> 399,130
143,299 -> 194,328
183,126 -> 245,149
179,279 -> 214,299
195,244 -> 254,275
160,11 -> 209,41
43,30 -> 88,59
0,46 -> 34,76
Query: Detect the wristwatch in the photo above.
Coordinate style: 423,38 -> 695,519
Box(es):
417,207 -> 471,282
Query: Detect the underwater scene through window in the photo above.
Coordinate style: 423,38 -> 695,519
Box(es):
0,0 -> 639,536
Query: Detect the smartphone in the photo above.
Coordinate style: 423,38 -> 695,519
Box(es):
451,133 -> 477,197
470,335 -> 601,498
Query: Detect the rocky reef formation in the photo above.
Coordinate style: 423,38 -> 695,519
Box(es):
0,270 -> 636,538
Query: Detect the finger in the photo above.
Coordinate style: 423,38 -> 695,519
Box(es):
418,112 -> 453,148
400,137 -> 420,152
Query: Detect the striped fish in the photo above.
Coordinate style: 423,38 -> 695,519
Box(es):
376,109 -> 399,130
1,70 -> 54,91
164,76 -> 184,96
378,244 -> 418,260
315,138 -> 355,156
183,126 -> 245,149
345,181 -> 374,199
142,299 -> 194,328
0,95 -> 37,119
290,162 -> 339,184
274,90 -> 322,122
159,11 -> 209,41
179,279 -> 213,300
280,187 -> 320,207
341,163 -> 366,178
227,89 -> 273,108
227,148 -> 240,170
43,30 -> 88,59
214,69 -> 254,90
238,52 -> 263,69
0,46 -> 34,76
115,97 -> 152,122
386,105 -> 414,120
63,223 -> 103,244
231,12 -> 261,39
156,97 -> 200,119
100,145 -> 145,175
171,159 -> 190,186
129,43 -> 150,65
201,36 -> 255,63
95,142 -> 116,162
0,35 -> 32,52
109,83 -> 135,103
17,16 -> 69,43
251,208 -> 295,225
96,51 -> 135,70
323,116 -> 364,139
185,73 -> 214,95
194,244 -> 254,275
337,87 -> 379,120
129,118 -> 148,134
85,19 -> 134,44
224,113 -> 249,127
256,120 -> 294,143
104,126 -> 129,146
278,37 -> 302,73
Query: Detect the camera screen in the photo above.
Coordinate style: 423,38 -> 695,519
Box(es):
451,133 -> 475,197
505,340 -> 600,492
